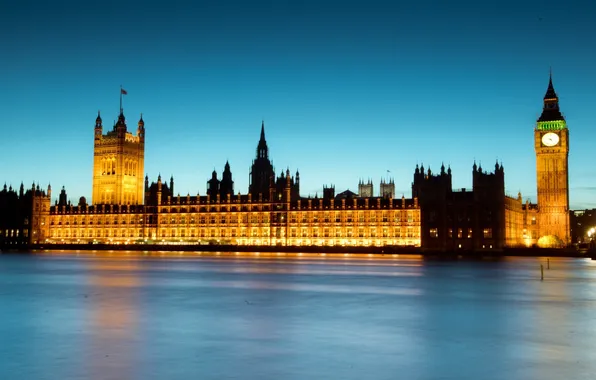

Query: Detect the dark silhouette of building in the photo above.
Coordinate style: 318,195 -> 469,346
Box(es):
249,121 -> 275,200
219,161 -> 234,198
207,170 -> 220,198
145,174 -> 174,206
412,162 -> 506,251
205,162 -> 235,199
274,168 -> 300,201
0,182 -> 50,246
323,185 -> 335,199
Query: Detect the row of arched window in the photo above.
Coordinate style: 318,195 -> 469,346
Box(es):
101,157 -> 116,175
99,191 -> 137,204
100,157 -> 138,176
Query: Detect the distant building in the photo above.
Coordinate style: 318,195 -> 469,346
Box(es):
570,209 -> 596,244
358,179 -> 373,197
380,178 -> 395,198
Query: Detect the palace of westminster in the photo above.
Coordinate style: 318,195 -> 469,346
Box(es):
0,76 -> 574,250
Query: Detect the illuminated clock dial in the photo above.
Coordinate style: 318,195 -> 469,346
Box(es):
541,132 -> 560,147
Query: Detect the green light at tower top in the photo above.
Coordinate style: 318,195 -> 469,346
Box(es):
537,120 -> 566,131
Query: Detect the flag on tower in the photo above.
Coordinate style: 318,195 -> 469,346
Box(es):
121,88 -> 128,95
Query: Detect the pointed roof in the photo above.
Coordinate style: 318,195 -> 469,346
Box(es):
115,109 -> 126,130
543,73 -> 557,100
538,73 -> 564,122
260,120 -> 266,142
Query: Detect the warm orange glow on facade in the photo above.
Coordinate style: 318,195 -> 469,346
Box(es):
36,196 -> 422,247
92,111 -> 145,206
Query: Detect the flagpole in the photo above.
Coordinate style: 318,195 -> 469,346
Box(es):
120,85 -> 123,114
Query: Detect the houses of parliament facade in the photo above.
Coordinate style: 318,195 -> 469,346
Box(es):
0,76 -> 571,251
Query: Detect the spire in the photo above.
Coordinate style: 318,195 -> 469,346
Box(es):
544,70 -> 557,101
538,71 -> 564,122
256,120 -> 269,160
95,111 -> 102,127
138,113 -> 144,128
260,120 -> 266,142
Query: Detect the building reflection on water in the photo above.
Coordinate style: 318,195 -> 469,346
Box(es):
84,258 -> 142,380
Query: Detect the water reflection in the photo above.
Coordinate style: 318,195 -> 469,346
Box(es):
83,259 -> 142,380
0,253 -> 595,380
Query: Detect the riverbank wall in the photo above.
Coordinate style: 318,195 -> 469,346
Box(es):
0,243 -> 591,259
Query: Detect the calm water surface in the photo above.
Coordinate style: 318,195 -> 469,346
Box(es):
1,252 -> 595,380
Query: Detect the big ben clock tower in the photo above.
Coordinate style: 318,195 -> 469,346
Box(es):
534,74 -> 570,246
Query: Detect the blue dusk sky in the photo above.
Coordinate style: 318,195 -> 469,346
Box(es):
1,0 -> 595,209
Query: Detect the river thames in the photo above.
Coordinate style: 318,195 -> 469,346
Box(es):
0,252 -> 595,380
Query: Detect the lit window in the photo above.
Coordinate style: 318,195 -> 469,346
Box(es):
430,228 -> 438,238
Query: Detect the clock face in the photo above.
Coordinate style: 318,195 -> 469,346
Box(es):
542,132 -> 560,147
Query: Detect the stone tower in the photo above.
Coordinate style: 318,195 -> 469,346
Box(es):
249,121 -> 274,200
358,179 -> 373,197
92,98 -> 145,205
219,161 -> 234,198
534,74 -> 570,246
380,178 -> 395,198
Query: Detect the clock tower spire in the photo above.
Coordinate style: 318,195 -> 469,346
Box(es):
534,73 -> 570,247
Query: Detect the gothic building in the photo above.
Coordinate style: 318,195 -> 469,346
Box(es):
249,121 -> 274,200
92,105 -> 145,205
534,74 -> 570,247
24,116 -> 421,247
11,76 -> 571,251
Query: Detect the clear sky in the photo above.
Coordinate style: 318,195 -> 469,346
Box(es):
1,0 -> 595,209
